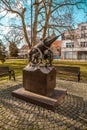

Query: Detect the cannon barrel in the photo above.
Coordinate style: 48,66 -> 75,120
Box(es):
34,35 -> 59,53
29,35 -> 61,65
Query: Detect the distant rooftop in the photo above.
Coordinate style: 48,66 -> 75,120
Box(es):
51,40 -> 62,48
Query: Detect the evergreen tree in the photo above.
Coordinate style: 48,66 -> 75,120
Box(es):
9,42 -> 19,57
0,40 -> 6,63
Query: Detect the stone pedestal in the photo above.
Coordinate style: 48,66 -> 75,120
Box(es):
12,64 -> 67,108
23,65 -> 56,97
12,88 -> 67,109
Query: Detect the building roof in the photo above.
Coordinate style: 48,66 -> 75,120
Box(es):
78,22 -> 87,26
51,40 -> 62,48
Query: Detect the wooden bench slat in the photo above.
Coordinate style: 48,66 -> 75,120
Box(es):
55,65 -> 80,82
0,66 -> 15,80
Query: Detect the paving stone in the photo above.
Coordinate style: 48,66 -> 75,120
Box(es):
0,77 -> 87,130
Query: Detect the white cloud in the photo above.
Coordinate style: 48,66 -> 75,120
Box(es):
2,26 -> 10,35
0,10 -> 17,23
27,1 -> 31,5
6,12 -> 17,18
0,25 -> 10,35
0,10 -> 7,16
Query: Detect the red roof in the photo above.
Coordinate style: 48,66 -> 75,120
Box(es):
51,40 -> 62,48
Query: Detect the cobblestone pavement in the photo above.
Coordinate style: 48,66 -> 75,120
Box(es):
0,77 -> 87,130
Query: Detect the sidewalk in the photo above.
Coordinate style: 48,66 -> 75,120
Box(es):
0,77 -> 87,130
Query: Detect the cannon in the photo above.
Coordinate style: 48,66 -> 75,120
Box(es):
29,35 -> 59,66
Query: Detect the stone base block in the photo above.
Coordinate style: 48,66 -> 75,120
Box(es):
12,88 -> 67,109
23,65 -> 56,97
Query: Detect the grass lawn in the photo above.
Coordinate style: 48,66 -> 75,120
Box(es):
0,59 -> 28,81
0,59 -> 87,81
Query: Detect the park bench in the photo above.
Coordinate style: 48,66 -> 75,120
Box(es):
55,65 -> 80,82
0,66 -> 15,80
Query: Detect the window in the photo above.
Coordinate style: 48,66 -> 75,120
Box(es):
66,36 -> 71,40
66,42 -> 74,48
64,52 -> 77,59
81,33 -> 85,38
80,42 -> 87,47
81,26 -> 86,30
85,33 -> 87,38
85,42 -> 87,47
80,42 -> 85,47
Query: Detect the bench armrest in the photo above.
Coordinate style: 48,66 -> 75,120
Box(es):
9,69 -> 15,80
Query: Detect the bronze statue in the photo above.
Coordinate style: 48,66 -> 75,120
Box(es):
29,35 -> 59,66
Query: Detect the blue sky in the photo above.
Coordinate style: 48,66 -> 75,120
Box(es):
73,3 -> 87,25
0,0 -> 87,26
0,0 -> 87,46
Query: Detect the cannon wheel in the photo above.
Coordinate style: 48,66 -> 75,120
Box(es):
44,49 -> 53,65
29,47 -> 43,65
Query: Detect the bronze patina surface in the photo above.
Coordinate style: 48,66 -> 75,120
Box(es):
28,35 -> 59,66
23,65 -> 56,97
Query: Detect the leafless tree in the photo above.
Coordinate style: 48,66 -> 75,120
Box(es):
0,0 -> 31,48
0,0 -> 87,48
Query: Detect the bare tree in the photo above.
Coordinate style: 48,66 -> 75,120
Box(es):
32,0 -> 87,44
0,0 -> 87,48
0,0 -> 31,48
5,27 -> 23,45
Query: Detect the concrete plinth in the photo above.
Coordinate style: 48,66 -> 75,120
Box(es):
12,65 -> 67,108
12,88 -> 67,108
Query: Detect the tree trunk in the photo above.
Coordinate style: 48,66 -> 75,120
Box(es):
42,0 -> 53,39
32,4 -> 39,46
20,8 -> 31,49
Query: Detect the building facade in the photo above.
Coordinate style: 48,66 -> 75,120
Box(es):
18,44 -> 29,58
61,23 -> 87,60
